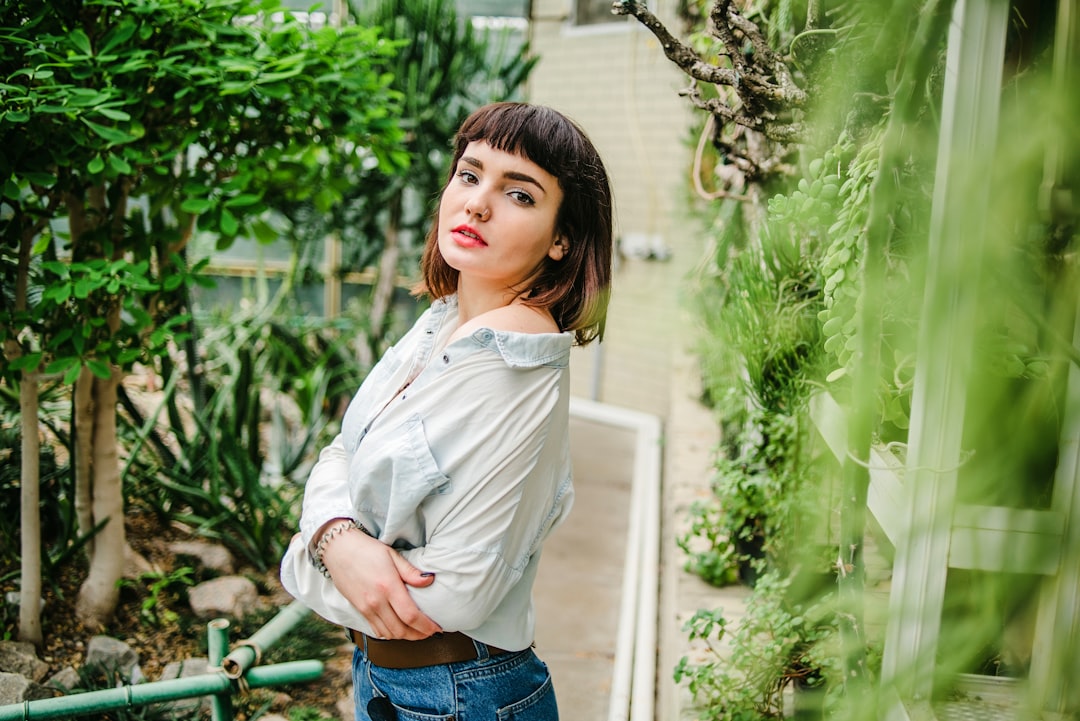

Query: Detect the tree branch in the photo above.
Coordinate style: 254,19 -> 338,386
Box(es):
613,0 -> 808,178
612,1 -> 736,87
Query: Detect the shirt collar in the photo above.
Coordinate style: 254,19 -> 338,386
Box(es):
431,295 -> 572,369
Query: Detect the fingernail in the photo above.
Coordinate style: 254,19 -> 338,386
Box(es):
420,572 -> 435,578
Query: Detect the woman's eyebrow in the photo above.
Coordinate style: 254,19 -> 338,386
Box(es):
461,155 -> 547,194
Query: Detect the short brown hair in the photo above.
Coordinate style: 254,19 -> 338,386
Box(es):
415,102 -> 614,346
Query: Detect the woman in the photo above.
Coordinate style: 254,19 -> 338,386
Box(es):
280,102 -> 614,721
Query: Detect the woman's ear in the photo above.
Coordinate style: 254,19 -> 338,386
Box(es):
549,235 -> 569,261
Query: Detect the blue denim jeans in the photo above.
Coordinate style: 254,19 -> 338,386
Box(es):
352,641 -> 559,721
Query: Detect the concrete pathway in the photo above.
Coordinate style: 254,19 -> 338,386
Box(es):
532,367 -> 746,720
535,416 -> 637,720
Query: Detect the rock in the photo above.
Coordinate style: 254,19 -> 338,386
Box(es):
168,541 -> 235,576
122,543 -> 157,580
85,636 -> 140,680
0,671 -> 54,704
188,576 -> 260,619
159,658 -> 211,716
45,666 -> 82,694
0,640 -> 50,682
160,657 -> 210,681
4,591 -> 44,613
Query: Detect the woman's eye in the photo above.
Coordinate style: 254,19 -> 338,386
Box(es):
509,190 -> 535,205
457,169 -> 478,184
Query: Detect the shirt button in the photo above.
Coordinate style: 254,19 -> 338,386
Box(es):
442,353 -> 450,364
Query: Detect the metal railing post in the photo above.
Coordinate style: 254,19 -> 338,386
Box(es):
208,618 -> 233,721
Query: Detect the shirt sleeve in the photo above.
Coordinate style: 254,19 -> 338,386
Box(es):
394,360 -> 572,633
298,434 -> 360,550
279,532 -> 376,634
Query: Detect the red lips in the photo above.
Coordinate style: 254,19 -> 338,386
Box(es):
451,224 -> 487,247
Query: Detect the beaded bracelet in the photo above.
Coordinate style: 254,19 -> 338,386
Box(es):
312,519 -> 366,578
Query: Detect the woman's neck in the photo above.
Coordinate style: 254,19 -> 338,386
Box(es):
455,279 -> 524,325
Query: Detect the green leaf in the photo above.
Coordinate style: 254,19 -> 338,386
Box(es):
249,217 -> 279,244
96,107 -> 132,122
69,29 -> 93,55
224,193 -> 261,207
44,355 -> 78,376
63,363 -> 82,385
88,155 -> 106,174
181,197 -> 214,214
87,359 -> 111,379
81,117 -> 135,145
108,153 -> 133,174
23,172 -> 57,188
8,352 -> 42,372
219,208 -> 238,236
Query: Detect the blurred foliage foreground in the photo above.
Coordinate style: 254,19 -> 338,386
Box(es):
625,0 -> 1080,719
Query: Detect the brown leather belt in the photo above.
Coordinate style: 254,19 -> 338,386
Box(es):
348,628 -> 511,669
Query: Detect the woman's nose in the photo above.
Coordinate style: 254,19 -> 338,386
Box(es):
465,189 -> 491,220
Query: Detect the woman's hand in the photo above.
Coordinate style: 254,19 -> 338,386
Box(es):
320,524 -> 442,640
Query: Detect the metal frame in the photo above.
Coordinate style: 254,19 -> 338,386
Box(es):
0,602 -> 322,721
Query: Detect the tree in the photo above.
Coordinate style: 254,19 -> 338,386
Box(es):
0,0 -> 405,634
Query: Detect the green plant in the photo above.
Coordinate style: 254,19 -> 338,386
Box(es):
679,407 -> 815,587
117,566 -> 195,627
120,309 -> 370,571
287,707 -> 336,721
675,568 -> 842,720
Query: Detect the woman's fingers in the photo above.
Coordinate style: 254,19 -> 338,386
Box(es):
322,529 -> 440,639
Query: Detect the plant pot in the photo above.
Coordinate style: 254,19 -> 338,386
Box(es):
735,524 -> 767,586
788,676 -> 827,720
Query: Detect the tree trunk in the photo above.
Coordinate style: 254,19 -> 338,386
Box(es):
74,367 -> 125,628
71,181 -> 129,628
18,369 -> 42,646
73,366 -> 95,557
8,229 -> 43,646
362,194 -> 402,368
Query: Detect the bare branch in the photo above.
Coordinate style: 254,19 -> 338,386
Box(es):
613,0 -> 808,180
612,1 -> 736,86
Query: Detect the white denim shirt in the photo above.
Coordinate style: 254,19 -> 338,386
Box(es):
280,295 -> 575,651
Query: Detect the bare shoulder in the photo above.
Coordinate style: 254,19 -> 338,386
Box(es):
478,303 -> 559,335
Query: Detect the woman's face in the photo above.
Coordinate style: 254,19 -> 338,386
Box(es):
437,141 -> 565,293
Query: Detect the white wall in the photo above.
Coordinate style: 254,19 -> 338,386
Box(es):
527,1 -> 701,418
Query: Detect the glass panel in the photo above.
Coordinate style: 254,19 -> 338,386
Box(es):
575,0 -> 623,25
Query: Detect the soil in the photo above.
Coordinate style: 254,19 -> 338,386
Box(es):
7,510 -> 355,721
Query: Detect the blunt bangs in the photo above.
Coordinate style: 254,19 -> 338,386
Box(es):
454,104 -> 580,183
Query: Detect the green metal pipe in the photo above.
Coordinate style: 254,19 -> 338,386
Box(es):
221,600 -> 313,679
0,603 -> 323,721
208,618 -> 232,721
0,660 -> 324,721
